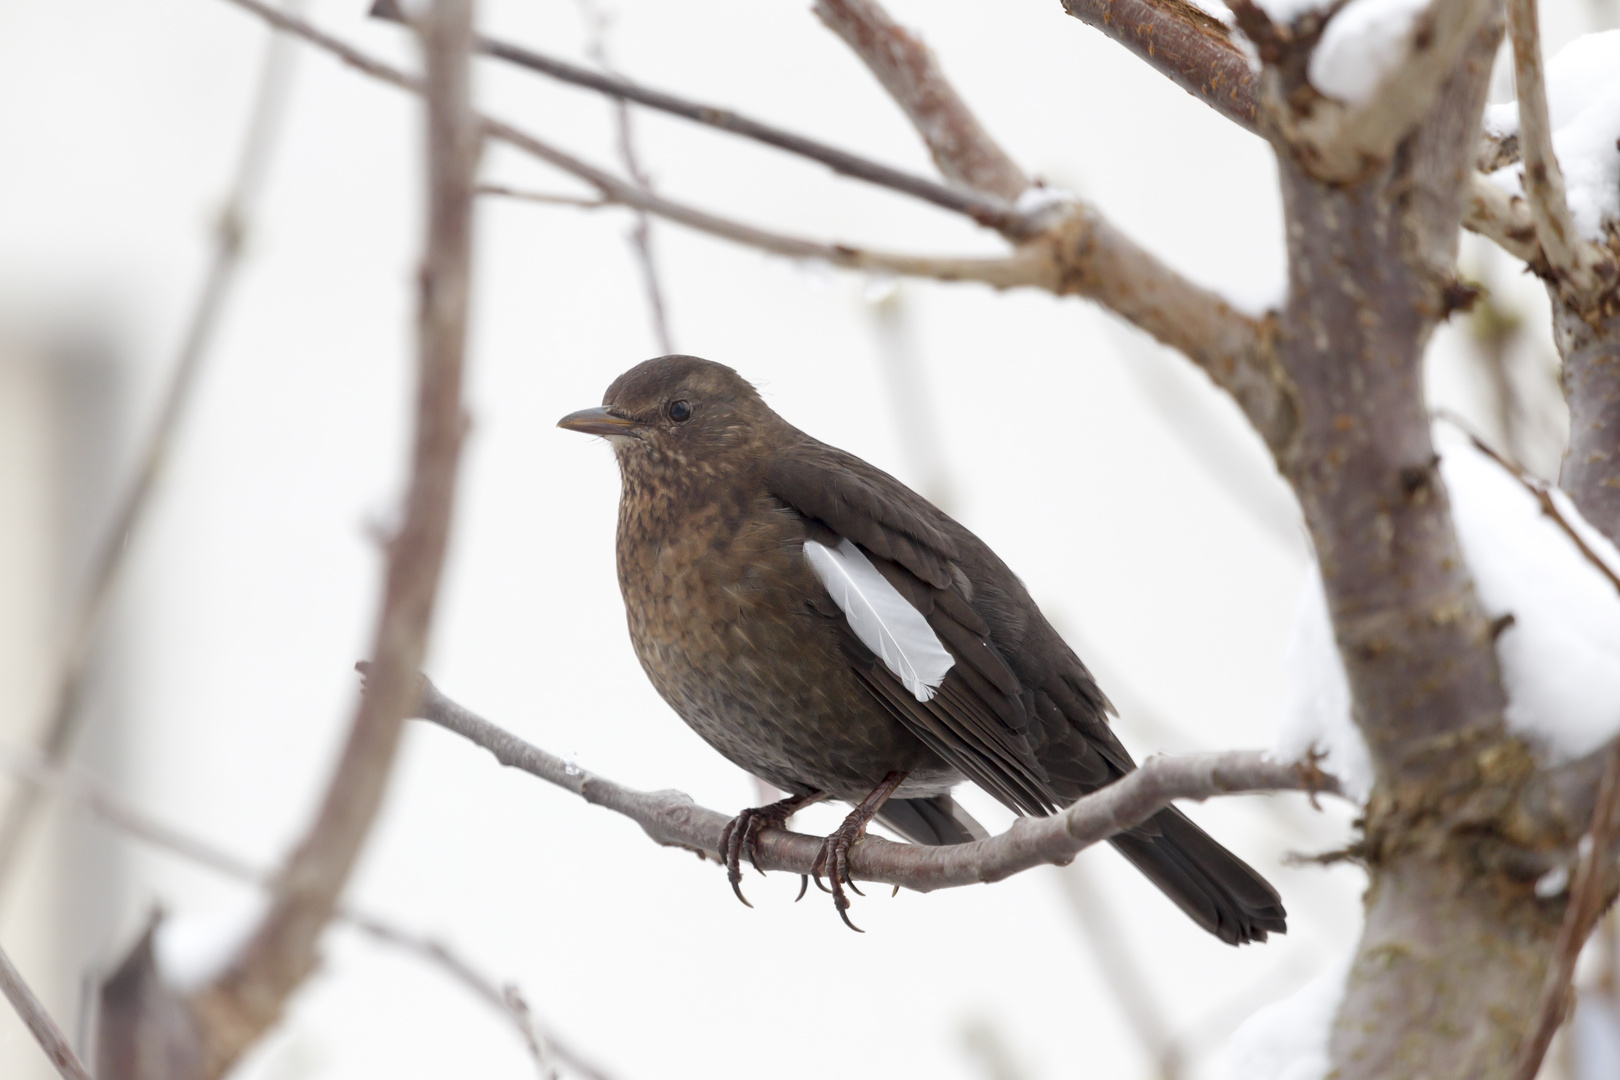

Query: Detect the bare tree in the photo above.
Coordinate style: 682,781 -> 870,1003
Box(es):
4,1 -> 1616,1079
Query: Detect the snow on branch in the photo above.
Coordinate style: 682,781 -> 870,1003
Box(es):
396,669 -> 1340,894
1228,0 -> 1498,183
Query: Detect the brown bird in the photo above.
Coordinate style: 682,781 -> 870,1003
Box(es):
560,355 -> 1285,941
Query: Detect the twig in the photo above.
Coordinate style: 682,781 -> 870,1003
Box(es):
399,671 -> 1340,893
184,1 -> 479,1074
217,0 -> 1290,447
812,0 -> 1028,200
1436,412 -> 1620,597
367,0 -> 1031,236
479,184 -> 605,208
1504,0 -> 1615,300
0,745 -> 613,1080
1054,863 -> 1184,1079
0,0 -> 304,899
0,944 -> 94,1080
1512,735 -> 1620,1080
1061,0 -> 1257,132
574,0 -> 673,354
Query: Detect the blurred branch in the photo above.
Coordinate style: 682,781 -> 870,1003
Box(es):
0,0 -> 304,899
1505,0 -> 1617,303
367,0 -> 1032,235
574,0 -> 672,354
479,183 -> 605,208
1061,0 -> 1257,131
1054,863 -> 1184,1079
0,746 -> 612,1080
1513,737 -> 1620,1080
0,944 -> 94,1080
396,671 -> 1341,894
812,0 -> 1029,199
94,3 -> 483,1076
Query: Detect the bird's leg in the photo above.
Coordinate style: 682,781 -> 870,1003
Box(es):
718,789 -> 826,907
811,770 -> 910,932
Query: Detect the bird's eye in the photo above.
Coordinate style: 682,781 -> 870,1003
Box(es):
668,399 -> 693,423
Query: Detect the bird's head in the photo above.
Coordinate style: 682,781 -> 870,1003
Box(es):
558,355 -> 776,478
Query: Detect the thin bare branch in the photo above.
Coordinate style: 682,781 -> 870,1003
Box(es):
181,2 -> 479,1074
1513,736 -> 1620,1080
399,671 -> 1338,894
1504,0 -> 1615,300
0,0 -> 303,898
574,0 -> 672,354
812,0 -> 1029,199
479,184 -> 605,208
219,0 -> 1287,446
1061,0 -> 1258,132
1232,0 -> 1498,184
0,945 -> 94,1080
1437,414 -> 1620,597
0,746 -> 618,1080
368,0 -> 1031,235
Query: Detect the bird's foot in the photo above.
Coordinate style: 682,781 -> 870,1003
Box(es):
718,790 -> 824,908
809,770 -> 910,932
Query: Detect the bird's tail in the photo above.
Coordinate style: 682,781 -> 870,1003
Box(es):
876,794 -> 989,846
1108,806 -> 1287,945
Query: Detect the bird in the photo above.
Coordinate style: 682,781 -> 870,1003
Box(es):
559,354 -> 1286,941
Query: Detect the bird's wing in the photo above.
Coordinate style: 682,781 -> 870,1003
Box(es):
767,441 -> 1063,815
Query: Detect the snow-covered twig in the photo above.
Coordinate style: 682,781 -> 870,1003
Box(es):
0,0 -> 304,897
1513,736 -> 1620,1080
1504,0 -> 1615,300
400,670 -> 1341,894
0,944 -> 93,1080
812,0 -> 1029,200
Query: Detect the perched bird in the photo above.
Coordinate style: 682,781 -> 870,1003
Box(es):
560,355 -> 1285,941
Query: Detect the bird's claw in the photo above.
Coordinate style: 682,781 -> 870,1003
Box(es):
810,825 -> 867,933
718,792 -> 819,909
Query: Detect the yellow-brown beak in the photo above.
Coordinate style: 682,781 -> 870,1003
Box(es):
557,406 -> 641,437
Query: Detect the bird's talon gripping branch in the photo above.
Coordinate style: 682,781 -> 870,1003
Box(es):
717,790 -> 823,907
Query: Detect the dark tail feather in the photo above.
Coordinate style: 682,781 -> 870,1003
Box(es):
1108,806 -> 1287,945
877,794 -> 989,846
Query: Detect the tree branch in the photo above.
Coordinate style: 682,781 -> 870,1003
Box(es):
168,2 -> 479,1075
811,0 -> 1029,199
0,0 -> 301,899
1512,736 -> 1620,1080
0,944 -> 93,1080
1504,0 -> 1616,302
1061,0 -> 1257,132
401,672 -> 1338,893
1233,0 -> 1498,184
368,0 -> 1032,235
0,745 -> 612,1080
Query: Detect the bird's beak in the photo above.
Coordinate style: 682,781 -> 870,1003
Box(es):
557,406 -> 641,437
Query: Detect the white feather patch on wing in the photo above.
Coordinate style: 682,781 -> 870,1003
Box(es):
803,537 -> 955,702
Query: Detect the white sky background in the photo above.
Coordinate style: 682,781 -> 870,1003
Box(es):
0,1 -> 1605,1078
